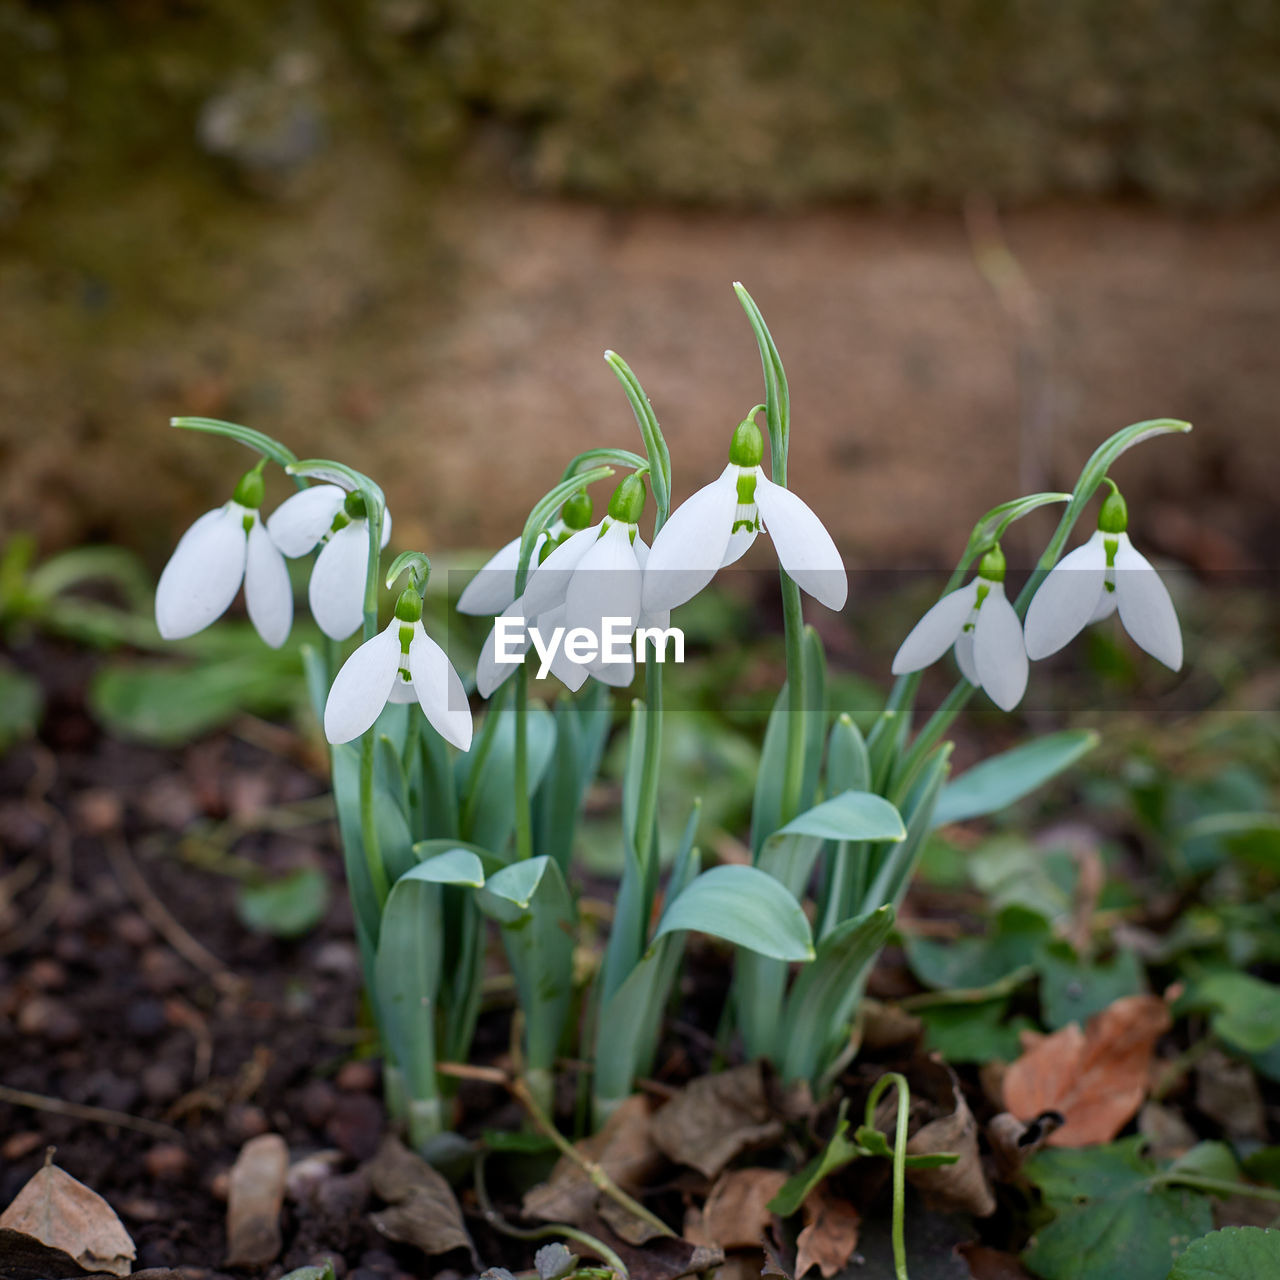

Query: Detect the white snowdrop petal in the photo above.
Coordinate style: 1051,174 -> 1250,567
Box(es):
456,535 -> 537,616
380,510 -> 393,549
323,624 -> 402,744
1023,533 -> 1108,660
641,466 -> 738,613
309,522 -> 369,640
974,587 -> 1029,711
587,653 -> 635,687
1089,586 -> 1119,622
721,525 -> 759,567
1114,535 -> 1183,671
244,517 -> 294,648
953,627 -> 979,685
408,625 -> 473,752
753,472 -> 848,610
891,580 -> 980,674
565,521 -> 642,642
266,485 -> 346,557
522,525 -> 600,618
155,505 -> 248,640
528,604 -> 586,692
476,603 -> 531,699
388,671 -> 418,702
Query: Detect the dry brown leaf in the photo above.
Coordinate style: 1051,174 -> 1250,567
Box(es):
685,1168 -> 788,1250
593,1221 -> 724,1280
795,1187 -> 860,1279
1195,1047 -> 1267,1144
1002,993 -> 1170,1146
225,1132 -> 288,1266
904,1070 -> 995,1218
523,1093 -> 662,1226
366,1135 -> 476,1262
650,1064 -> 782,1180
958,1242 -> 1036,1279
986,1111 -> 1063,1180
0,1155 -> 136,1277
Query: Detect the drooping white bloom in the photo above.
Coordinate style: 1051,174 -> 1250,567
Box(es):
324,593 -> 472,749
267,483 -> 392,641
891,548 -> 1028,711
156,468 -> 292,648
642,417 -> 847,615
455,531 -> 548,616
1024,527 -> 1182,671
475,475 -> 662,697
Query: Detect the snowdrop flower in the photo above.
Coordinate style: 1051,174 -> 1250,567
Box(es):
891,545 -> 1028,711
455,489 -> 593,617
267,483 -> 391,641
475,475 -> 663,696
1024,485 -> 1181,670
155,462 -> 292,648
324,586 -> 472,750
642,415 -> 847,615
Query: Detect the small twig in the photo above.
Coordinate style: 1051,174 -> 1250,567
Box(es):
106,835 -> 244,996
0,1083 -> 181,1141
475,1151 -> 629,1279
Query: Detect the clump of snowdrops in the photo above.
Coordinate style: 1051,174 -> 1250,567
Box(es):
155,285 -> 1189,1172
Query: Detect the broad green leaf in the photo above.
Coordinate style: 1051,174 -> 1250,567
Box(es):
459,703 -> 556,852
533,684 -> 611,873
933,730 -> 1098,826
918,999 -> 1033,1064
1168,1141 -> 1242,1185
861,746 -> 950,915
780,906 -> 895,1084
768,1099 -> 862,1217
402,848 -> 485,888
655,865 -> 814,961
778,790 -> 906,844
1035,941 -> 1145,1030
826,714 -> 869,794
0,659 -> 41,753
479,856 -> 575,1074
903,906 -> 1049,991
751,681 -> 789,857
1023,1139 -> 1214,1280
1177,972 -> 1280,1054
1168,1227 -> 1280,1280
236,867 -> 330,939
800,625 -> 828,810
172,416 -> 298,467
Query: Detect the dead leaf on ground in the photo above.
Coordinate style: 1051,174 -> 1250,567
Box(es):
588,1217 -> 724,1280
1136,1101 -> 1197,1164
872,1059 -> 995,1218
986,1111 -> 1063,1180
1195,1047 -> 1268,1144
0,1154 -> 136,1277
366,1135 -> 476,1263
958,1242 -> 1036,1279
795,1186 -> 860,1279
225,1132 -> 288,1266
523,1094 -> 662,1227
650,1063 -> 782,1179
1001,993 -> 1170,1146
685,1168 -> 788,1250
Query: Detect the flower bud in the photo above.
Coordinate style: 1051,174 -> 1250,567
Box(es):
232,461 -> 266,509
1098,484 -> 1128,534
561,488 -> 593,531
728,415 -> 765,468
343,490 -> 368,521
607,473 -> 647,524
394,586 -> 423,623
977,543 -> 1007,583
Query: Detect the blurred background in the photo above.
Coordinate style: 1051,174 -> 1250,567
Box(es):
1,0 -> 1278,572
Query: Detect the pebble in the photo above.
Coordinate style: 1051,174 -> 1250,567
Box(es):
115,911 -> 154,947
141,1061 -> 183,1105
298,1078 -> 338,1128
144,1143 -> 190,1180
125,997 -> 168,1039
359,1252 -> 398,1273
25,958 -> 67,990
336,1059 -> 379,1093
74,787 -> 123,833
81,1068 -> 141,1113
324,1092 -> 384,1162
209,1169 -> 231,1201
1,1131 -> 43,1161
227,1104 -> 270,1141
17,995 -> 81,1044
313,940 -> 361,979
140,947 -> 187,993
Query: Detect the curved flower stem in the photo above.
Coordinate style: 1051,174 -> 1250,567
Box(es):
779,573 -> 807,824
632,658 -> 664,873
359,502 -> 389,905
514,664 -> 533,860
865,1072 -> 912,1280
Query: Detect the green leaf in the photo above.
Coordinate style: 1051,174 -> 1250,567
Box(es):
1177,972 -> 1280,1054
918,999 -> 1033,1064
0,659 -> 42,753
655,865 -> 814,961
933,730 -> 1098,825
479,857 -> 575,1074
459,703 -> 556,853
278,1264 -> 336,1280
1168,1228 -> 1280,1280
960,492 -> 1073,568
533,684 -> 611,874
768,1099 -> 863,1217
778,790 -> 906,844
780,906 -> 895,1084
236,867 -> 331,939
903,907 -> 1049,991
826,713 -> 869,794
605,351 -> 671,524
90,654 -> 302,745
751,679 -> 789,857
171,416 -> 298,468
403,848 -> 486,888
1023,1139 -> 1214,1280
1035,941 -> 1145,1030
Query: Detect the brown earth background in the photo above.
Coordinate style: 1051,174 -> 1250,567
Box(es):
1,0 -> 1278,570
